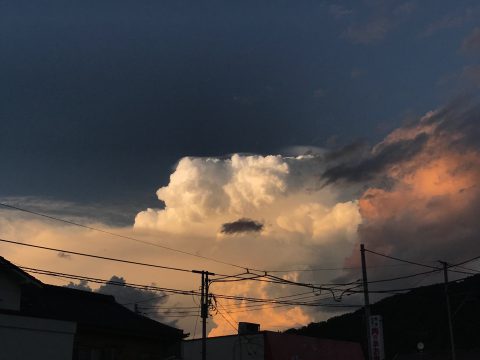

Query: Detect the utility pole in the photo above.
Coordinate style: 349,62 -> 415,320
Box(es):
440,261 -> 456,360
192,270 -> 215,360
360,244 -> 372,360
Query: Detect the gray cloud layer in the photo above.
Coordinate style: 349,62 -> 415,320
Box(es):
221,218 -> 264,234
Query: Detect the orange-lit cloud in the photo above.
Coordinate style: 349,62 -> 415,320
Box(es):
339,99 -> 480,277
208,276 -> 312,337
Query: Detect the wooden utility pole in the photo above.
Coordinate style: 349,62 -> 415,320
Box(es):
361,244 -> 372,360
440,261 -> 456,360
192,270 -> 215,360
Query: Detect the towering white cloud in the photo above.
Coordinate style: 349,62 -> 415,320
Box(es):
134,153 -> 362,335
135,154 -> 359,242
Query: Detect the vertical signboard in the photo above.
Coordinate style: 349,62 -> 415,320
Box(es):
369,315 -> 385,360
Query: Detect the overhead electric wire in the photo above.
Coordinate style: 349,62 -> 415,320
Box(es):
364,248 -> 440,269
139,293 -> 340,315
364,247 -> 476,277
0,236 -> 362,294
20,261 -> 459,312
363,269 -> 445,284
143,296 -> 341,315
325,269 -> 441,287
139,305 -> 199,310
121,294 -> 168,306
0,237 -> 292,283
19,265 -> 361,307
183,293 -> 336,312
214,300 -> 238,327
0,237 -> 194,274
146,290 -> 327,312
265,263 -> 415,273
214,307 -> 238,332
362,272 -> 478,294
143,313 -> 198,318
451,254 -> 480,268
0,202 -> 258,271
453,265 -> 480,273
21,266 -> 200,297
0,236 -> 364,295
142,311 -> 200,316
193,307 -> 200,339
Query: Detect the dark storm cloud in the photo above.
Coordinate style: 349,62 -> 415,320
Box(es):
324,141 -> 369,162
322,95 -> 480,186
221,218 -> 264,234
322,132 -> 428,184
421,95 -> 480,147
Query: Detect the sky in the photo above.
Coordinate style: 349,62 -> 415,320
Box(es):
1,0 -> 480,338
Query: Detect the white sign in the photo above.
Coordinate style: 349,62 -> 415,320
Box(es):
369,315 -> 385,360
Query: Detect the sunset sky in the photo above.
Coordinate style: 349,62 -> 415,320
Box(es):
1,0 -> 480,338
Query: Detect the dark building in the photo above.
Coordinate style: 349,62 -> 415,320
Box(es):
0,256 -> 185,360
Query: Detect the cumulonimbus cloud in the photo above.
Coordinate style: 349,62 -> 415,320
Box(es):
134,153 -> 362,334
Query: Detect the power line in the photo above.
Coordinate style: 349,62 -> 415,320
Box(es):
451,254 -> 480,268
21,265 -> 200,296
140,305 -> 199,310
121,294 -> 169,306
365,269 -> 440,285
141,310 -> 200,316
0,236 -> 386,295
364,248 -> 440,269
0,202 -> 255,271
225,299 -> 362,313
2,236 -> 330,291
214,300 -> 238,328
144,294 -> 331,313
142,297 -> 339,315
453,265 -> 480,273
0,237 -> 194,273
141,291 -> 328,312
193,307 -> 201,339
364,248 -> 476,277
214,307 -> 238,332
145,313 -> 198,318
265,263 -> 415,273
22,262 -> 461,308
19,265 -> 361,307
0,237 -> 292,283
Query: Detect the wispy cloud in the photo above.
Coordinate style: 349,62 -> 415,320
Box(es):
461,64 -> 480,86
341,1 -> 416,45
421,6 -> 479,38
329,4 -> 353,19
343,16 -> 391,44
461,27 -> 480,54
